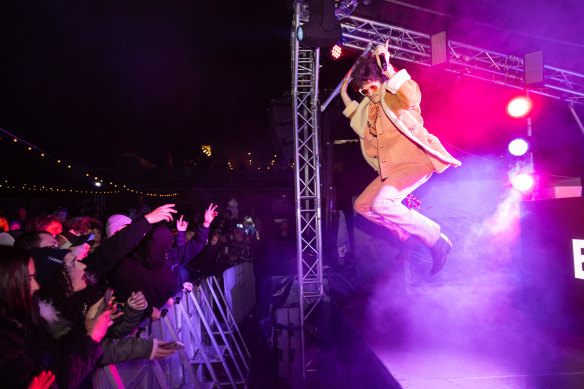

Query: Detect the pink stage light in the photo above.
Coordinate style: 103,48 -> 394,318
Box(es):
507,96 -> 533,118
508,138 -> 529,156
331,44 -> 342,60
510,173 -> 535,192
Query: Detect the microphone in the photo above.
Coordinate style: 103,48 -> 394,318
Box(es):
379,53 -> 388,71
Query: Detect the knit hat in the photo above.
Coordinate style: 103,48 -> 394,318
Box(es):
29,247 -> 70,288
106,215 -> 132,238
0,232 -> 15,246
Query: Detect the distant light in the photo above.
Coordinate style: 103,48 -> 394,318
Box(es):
508,138 -> 529,156
331,44 -> 342,59
507,96 -> 533,118
94,182 -> 101,187
510,173 -> 534,192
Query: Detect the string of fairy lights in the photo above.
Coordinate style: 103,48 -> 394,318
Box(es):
0,127 -> 178,197
225,153 -> 294,171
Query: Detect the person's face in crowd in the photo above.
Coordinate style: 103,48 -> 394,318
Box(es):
65,256 -> 87,292
28,258 -> 40,296
45,221 -> 63,237
234,230 -> 244,242
210,233 -> 219,246
38,233 -> 58,248
10,222 -> 21,231
360,80 -> 382,104
185,231 -> 195,242
17,208 -> 26,219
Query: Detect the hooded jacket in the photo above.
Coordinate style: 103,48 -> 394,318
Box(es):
105,226 -> 177,309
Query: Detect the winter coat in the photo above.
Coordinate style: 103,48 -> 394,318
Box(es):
342,69 -> 461,175
39,298 -> 155,367
106,225 -> 209,309
0,314 -> 102,389
84,215 -> 152,280
105,226 -> 177,309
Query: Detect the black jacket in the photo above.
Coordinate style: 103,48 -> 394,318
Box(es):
83,216 -> 152,280
0,314 -> 102,389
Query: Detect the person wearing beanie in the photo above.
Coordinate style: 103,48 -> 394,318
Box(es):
0,232 -> 15,246
105,214 -> 133,239
29,247 -> 72,289
81,204 -> 177,281
31,246 -> 177,371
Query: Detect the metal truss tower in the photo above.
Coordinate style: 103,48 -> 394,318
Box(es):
339,14 -> 584,102
291,1 -> 324,379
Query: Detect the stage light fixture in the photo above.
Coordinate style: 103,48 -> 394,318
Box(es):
94,182 -> 101,187
297,0 -> 342,48
510,173 -> 535,193
508,138 -> 529,156
507,96 -> 533,118
331,44 -> 342,59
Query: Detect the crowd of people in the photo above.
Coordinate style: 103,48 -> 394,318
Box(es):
0,199 -> 262,388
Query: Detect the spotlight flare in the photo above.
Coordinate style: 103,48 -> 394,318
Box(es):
508,139 -> 529,156
511,173 -> 534,192
507,97 -> 533,118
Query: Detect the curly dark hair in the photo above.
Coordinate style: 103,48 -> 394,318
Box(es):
65,216 -> 103,235
352,54 -> 388,89
36,268 -> 102,325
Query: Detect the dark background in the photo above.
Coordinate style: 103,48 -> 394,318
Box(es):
0,0 -> 583,193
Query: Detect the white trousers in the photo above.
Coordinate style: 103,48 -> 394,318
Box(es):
353,161 -> 441,248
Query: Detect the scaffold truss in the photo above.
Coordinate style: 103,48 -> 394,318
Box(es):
291,1 -> 325,379
340,14 -> 584,101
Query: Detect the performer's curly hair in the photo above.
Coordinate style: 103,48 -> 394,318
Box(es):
352,54 -> 388,88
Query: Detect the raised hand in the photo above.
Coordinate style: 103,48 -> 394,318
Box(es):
145,204 -> 177,224
153,342 -> 177,359
176,215 -> 188,232
151,307 -> 161,321
203,203 -> 219,228
375,40 -> 393,75
27,371 -> 55,389
70,243 -> 90,261
85,300 -> 112,342
128,291 -> 148,310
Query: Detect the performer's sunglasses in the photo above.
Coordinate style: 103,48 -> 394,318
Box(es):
359,82 -> 381,96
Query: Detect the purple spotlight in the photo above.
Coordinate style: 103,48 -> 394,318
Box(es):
508,138 -> 529,156
511,173 -> 535,192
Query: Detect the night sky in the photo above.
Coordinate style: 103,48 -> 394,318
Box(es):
1,0 -> 583,174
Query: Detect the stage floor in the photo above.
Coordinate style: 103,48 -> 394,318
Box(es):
337,274 -> 584,389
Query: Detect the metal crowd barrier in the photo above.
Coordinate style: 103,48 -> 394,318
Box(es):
92,263 -> 254,389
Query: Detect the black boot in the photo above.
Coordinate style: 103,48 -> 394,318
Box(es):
430,233 -> 452,275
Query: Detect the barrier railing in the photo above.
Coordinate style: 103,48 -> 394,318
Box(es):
92,264 -> 254,389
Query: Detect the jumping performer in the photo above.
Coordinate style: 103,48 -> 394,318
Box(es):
340,44 -> 461,275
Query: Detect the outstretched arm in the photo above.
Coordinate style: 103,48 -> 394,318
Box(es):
84,204 -> 177,279
340,66 -> 354,108
375,44 -> 421,109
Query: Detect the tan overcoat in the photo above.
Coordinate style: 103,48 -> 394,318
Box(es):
342,69 -> 461,175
